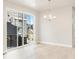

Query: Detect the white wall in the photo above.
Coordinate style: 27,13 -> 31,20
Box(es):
3,0 -> 39,52
39,6 -> 73,47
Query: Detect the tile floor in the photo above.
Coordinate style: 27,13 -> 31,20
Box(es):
4,43 -> 75,59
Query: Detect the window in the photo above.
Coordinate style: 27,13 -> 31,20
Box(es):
7,11 -> 17,48
7,10 -> 35,49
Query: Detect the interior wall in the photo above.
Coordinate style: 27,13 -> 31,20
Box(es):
39,6 -> 72,47
3,0 -> 39,52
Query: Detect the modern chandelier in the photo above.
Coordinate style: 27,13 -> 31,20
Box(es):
43,0 -> 56,21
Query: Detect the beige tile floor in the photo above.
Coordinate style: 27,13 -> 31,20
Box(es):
4,43 -> 75,59
36,44 -> 75,59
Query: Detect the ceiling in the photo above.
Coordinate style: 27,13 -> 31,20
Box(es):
6,0 -> 75,12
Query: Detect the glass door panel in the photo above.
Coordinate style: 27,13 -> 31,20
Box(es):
26,15 -> 34,43
7,11 -> 17,49
23,14 -> 28,44
18,13 -> 23,46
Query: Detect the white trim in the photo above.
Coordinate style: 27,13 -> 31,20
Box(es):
40,41 -> 72,48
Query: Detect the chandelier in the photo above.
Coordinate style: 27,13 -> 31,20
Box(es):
43,0 -> 56,21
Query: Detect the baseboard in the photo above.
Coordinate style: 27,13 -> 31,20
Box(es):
40,41 -> 72,48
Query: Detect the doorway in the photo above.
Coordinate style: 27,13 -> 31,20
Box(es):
7,9 -> 35,49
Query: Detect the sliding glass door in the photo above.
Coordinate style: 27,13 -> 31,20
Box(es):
7,9 -> 35,49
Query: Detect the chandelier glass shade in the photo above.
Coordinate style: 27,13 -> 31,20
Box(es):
43,0 -> 56,20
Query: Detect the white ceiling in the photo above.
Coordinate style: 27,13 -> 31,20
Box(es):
6,0 -> 74,11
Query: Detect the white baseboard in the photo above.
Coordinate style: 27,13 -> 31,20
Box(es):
40,41 -> 72,48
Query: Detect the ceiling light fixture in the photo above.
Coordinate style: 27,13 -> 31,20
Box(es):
44,0 -> 56,21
